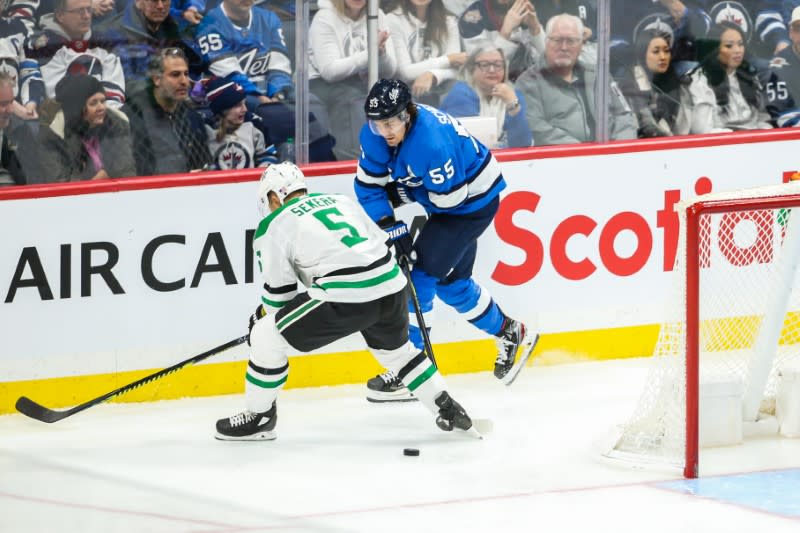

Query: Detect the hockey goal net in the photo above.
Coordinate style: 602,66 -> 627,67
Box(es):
604,180 -> 800,478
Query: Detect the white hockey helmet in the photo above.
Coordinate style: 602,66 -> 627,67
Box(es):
257,162 -> 307,216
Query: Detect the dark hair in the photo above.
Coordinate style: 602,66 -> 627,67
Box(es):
408,0 -> 448,49
54,74 -> 105,133
696,21 -> 761,110
148,47 -> 188,78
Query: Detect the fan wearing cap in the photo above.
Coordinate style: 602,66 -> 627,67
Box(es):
764,6 -> 800,127
38,73 -> 135,182
203,76 -> 277,170
354,79 -> 539,402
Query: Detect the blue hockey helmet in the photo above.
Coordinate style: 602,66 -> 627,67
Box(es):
364,79 -> 412,120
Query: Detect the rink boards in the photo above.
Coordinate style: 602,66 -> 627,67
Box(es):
1,131 -> 799,413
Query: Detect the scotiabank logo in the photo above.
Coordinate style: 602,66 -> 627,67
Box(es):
490,175 -> 780,286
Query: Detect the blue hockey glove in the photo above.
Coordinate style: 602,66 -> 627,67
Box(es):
381,219 -> 417,266
247,304 -> 266,346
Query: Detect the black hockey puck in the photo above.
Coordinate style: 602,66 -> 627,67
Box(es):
403,448 -> 420,456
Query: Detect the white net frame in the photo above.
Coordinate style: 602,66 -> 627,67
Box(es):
604,181 -> 800,478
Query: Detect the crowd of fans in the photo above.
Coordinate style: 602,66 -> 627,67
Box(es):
0,0 -> 799,186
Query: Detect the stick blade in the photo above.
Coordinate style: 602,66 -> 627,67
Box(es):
15,396 -> 70,424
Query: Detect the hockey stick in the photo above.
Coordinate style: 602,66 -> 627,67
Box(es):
399,258 -> 437,368
15,335 -> 248,424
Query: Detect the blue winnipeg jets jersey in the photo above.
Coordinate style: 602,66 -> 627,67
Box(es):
354,104 -> 505,222
196,6 -> 292,97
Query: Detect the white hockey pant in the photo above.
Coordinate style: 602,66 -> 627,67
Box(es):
245,314 -> 290,413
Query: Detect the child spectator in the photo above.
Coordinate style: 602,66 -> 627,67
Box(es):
203,76 -> 278,169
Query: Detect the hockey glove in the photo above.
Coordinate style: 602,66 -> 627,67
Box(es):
247,304 -> 266,346
380,218 -> 417,267
385,182 -> 414,208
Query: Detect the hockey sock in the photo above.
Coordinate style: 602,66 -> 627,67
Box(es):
245,359 -> 288,413
396,351 -> 447,415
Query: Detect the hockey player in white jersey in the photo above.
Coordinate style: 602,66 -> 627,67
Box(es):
355,78 -> 538,402
215,162 -> 477,440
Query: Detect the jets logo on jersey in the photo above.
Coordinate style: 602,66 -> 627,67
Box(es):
397,164 -> 423,187
239,48 -> 272,77
709,1 -> 752,42
632,14 -> 675,47
215,141 -> 252,169
66,55 -> 103,77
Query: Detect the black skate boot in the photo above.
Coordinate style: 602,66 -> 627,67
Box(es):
215,401 -> 277,441
494,318 -> 539,385
366,369 -> 417,403
434,391 -> 473,432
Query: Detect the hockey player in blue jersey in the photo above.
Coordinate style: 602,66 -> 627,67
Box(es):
355,78 -> 538,402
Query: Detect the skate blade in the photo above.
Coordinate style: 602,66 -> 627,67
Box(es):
502,333 -> 539,386
214,430 -> 277,441
366,394 -> 418,403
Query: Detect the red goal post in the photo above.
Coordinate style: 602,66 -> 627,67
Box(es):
603,180 -> 800,478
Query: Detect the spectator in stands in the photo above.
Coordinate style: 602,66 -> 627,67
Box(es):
309,0 -> 397,160
765,6 -> 800,126
203,75 -> 277,169
611,0 -> 711,77
385,0 -> 465,106
25,0 -> 126,107
684,21 -> 772,132
617,28 -> 689,137
0,72 -> 40,185
0,13 -> 43,120
195,0 -> 336,162
38,74 -> 135,181
458,0 -> 543,81
440,42 -> 532,147
123,47 -> 210,175
196,0 -> 293,104
515,13 -> 637,146
96,0 -> 201,95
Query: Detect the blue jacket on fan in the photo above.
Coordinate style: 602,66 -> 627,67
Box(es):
439,81 -> 533,148
354,103 -> 505,222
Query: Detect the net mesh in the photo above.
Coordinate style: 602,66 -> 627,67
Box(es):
608,181 -> 800,468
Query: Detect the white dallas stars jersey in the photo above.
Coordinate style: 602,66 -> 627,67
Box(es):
253,193 -> 405,311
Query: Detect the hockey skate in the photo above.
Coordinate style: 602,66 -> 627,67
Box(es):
215,402 -> 277,441
494,318 -> 539,385
366,369 -> 417,403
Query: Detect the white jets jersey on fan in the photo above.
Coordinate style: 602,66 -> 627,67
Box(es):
254,193 -> 406,312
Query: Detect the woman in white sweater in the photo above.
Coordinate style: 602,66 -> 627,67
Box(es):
684,21 -> 772,134
309,0 -> 398,160
385,0 -> 466,106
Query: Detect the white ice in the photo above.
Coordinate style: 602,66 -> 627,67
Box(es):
2,357 -> 800,533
